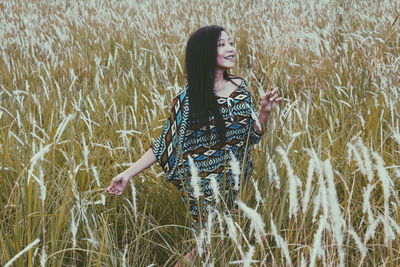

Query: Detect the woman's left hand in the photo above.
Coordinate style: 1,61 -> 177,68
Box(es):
260,87 -> 282,113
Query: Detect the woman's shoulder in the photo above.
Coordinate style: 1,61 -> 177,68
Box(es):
172,84 -> 189,101
167,84 -> 190,113
228,75 -> 250,89
228,75 -> 245,83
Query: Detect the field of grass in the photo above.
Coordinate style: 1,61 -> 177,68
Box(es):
1,0 -> 399,266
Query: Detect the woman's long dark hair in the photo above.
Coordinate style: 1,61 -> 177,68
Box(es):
185,25 -> 241,141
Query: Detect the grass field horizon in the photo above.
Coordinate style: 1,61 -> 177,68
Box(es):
1,0 -> 399,266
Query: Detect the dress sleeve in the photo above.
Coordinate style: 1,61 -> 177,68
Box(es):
243,80 -> 263,146
149,96 -> 179,174
149,88 -> 188,175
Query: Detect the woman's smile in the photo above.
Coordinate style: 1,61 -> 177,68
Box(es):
224,55 -> 235,61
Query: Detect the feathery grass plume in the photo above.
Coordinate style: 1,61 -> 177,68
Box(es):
209,174 -> 221,205
70,207 -> 78,248
215,210 -> 225,240
195,228 -> 206,258
390,126 -> 400,144
277,146 -> 301,218
26,144 -> 49,205
250,109 -> 262,131
224,214 -> 245,257
122,244 -> 128,267
300,254 -> 307,267
84,194 -> 105,206
27,143 -> 52,183
347,142 -> 368,180
40,246 -> 47,267
347,137 -> 374,182
379,214 -> 395,241
54,114 -> 75,144
270,218 -> 292,266
130,180 -> 138,220
206,210 -> 215,245
70,165 -> 82,201
285,132 -> 303,153
229,151 -> 241,191
355,137 -> 373,182
79,203 -> 99,248
302,156 -> 316,213
188,155 -> 203,199
322,158 -> 345,267
251,178 -> 265,207
388,216 -> 400,235
348,229 -> 367,259
224,213 -> 238,244
33,245 -> 39,263
237,200 -> 266,244
372,151 -> 395,198
9,130 -> 24,146
81,134 -> 89,169
91,165 -> 101,186
364,217 -> 380,244
307,149 -> 329,220
311,191 -> 321,223
372,151 -> 395,243
31,168 -> 46,204
229,245 -> 258,266
242,246 -> 257,266
267,158 -> 280,189
309,216 -> 327,267
393,167 -> 400,180
5,238 -> 40,267
234,220 -> 252,247
362,184 -> 376,224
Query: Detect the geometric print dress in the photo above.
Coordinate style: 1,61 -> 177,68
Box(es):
150,78 -> 262,232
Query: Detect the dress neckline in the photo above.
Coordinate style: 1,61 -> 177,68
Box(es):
215,79 -> 245,99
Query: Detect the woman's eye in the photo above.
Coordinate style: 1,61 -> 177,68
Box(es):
218,42 -> 234,47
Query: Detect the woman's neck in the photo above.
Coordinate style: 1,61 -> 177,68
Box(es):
214,69 -> 226,91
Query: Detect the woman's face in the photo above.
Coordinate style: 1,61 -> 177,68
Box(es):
216,31 -> 236,70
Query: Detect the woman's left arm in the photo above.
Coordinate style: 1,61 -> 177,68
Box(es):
253,87 -> 282,135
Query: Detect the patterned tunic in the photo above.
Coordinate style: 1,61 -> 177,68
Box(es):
150,79 -> 262,232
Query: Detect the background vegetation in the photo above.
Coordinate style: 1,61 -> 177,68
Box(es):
1,0 -> 399,265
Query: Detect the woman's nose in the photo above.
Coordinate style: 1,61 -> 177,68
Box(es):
227,43 -> 235,51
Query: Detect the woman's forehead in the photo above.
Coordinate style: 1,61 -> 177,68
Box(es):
219,31 -> 231,41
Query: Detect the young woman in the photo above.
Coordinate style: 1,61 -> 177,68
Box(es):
106,25 -> 281,263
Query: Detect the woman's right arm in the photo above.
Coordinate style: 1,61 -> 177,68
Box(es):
105,147 -> 157,195
122,147 -> 157,178
106,88 -> 186,196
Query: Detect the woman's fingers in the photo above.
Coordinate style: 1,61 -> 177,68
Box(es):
108,187 -> 122,195
111,184 -> 121,194
269,94 -> 280,102
266,87 -> 279,95
106,175 -> 129,196
262,93 -> 280,103
105,178 -> 122,195
264,87 -> 280,101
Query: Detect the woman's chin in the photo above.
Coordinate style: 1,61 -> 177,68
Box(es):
216,64 -> 235,72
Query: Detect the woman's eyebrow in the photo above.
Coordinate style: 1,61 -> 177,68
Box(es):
218,37 -> 232,41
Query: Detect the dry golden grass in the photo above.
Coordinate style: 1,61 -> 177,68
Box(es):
1,0 -> 399,266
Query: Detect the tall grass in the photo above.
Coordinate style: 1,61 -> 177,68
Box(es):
1,0 -> 399,265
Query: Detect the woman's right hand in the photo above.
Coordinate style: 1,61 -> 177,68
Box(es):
105,172 -> 131,196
